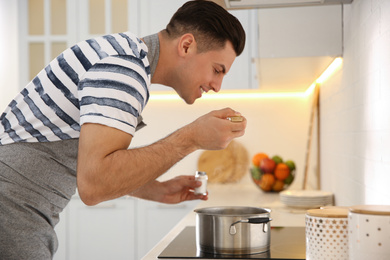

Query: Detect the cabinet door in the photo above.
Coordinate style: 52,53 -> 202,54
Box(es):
53,207 -> 69,260
68,198 -> 136,260
137,0 -> 189,92
137,0 -> 185,36
135,199 -> 199,259
222,9 -> 258,90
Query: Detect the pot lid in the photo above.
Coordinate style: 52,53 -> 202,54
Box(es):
349,205 -> 390,216
306,208 -> 348,218
194,206 -> 270,216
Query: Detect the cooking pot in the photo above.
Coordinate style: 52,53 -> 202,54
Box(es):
194,206 -> 272,255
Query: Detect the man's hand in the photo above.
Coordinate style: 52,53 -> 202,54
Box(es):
131,175 -> 208,204
184,107 -> 247,150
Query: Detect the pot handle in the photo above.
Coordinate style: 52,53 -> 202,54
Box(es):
229,217 -> 272,235
247,217 -> 272,224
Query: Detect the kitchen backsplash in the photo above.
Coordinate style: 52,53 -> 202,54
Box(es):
320,0 -> 390,205
131,93 -> 315,191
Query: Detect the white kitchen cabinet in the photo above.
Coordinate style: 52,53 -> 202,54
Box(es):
67,198 -> 136,260
53,207 -> 69,260
135,199 -> 200,259
258,5 -> 342,59
222,9 -> 258,90
255,5 -> 343,91
54,196 -> 199,260
136,0 -> 188,37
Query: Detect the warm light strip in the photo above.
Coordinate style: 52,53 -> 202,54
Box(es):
150,57 -> 343,101
201,91 -> 307,99
148,90 -> 308,101
315,57 -> 343,84
304,83 -> 317,96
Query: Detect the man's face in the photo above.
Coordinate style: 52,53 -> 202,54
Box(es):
173,41 -> 236,104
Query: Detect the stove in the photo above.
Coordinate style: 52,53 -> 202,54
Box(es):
158,226 -> 306,259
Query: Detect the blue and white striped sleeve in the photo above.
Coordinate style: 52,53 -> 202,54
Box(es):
78,55 -> 149,136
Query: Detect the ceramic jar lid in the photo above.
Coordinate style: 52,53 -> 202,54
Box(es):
306,208 -> 349,218
349,205 -> 390,216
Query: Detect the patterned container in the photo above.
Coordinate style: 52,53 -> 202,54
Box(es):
348,205 -> 390,260
305,208 -> 349,260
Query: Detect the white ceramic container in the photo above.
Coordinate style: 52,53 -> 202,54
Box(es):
306,208 -> 349,260
348,205 -> 390,260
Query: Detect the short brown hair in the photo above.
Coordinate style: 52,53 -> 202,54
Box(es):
165,0 -> 246,56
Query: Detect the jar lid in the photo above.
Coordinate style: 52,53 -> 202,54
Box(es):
349,205 -> 390,216
306,208 -> 348,218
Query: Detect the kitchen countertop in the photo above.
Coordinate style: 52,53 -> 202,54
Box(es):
142,181 -> 307,260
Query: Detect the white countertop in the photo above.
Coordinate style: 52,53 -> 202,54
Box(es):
142,182 -> 307,260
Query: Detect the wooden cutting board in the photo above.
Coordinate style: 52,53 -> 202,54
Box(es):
197,140 -> 249,183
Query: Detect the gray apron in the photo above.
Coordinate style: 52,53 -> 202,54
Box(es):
0,139 -> 78,259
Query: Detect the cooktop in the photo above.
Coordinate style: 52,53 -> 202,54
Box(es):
158,226 -> 306,259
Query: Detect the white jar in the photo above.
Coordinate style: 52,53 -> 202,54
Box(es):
348,205 -> 390,260
305,208 -> 349,260
194,171 -> 208,195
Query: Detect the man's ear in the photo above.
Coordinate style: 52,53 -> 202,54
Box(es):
178,33 -> 196,57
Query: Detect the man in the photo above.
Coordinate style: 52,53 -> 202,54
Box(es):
0,0 -> 247,259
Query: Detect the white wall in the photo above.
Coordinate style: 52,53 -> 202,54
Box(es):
320,0 -> 390,205
131,93 -> 314,190
0,0 -> 19,111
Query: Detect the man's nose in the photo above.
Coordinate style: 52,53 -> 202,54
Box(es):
211,78 -> 223,93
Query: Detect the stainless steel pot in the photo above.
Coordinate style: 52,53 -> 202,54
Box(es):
194,206 -> 272,255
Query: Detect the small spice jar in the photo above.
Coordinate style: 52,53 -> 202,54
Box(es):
348,205 -> 390,260
305,208 -> 349,260
194,171 -> 208,195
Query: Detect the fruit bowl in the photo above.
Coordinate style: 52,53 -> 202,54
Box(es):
250,153 -> 295,192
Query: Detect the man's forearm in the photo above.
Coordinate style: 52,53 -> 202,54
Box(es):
77,124 -> 197,205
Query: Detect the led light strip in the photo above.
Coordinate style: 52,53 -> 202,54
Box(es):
150,57 -> 343,101
315,57 -> 343,84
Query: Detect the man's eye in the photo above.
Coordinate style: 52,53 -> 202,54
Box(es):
214,68 -> 220,74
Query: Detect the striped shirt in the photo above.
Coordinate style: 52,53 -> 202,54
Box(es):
0,32 -> 151,145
